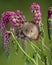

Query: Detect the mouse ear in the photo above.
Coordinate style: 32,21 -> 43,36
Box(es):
22,21 -> 28,24
30,21 -> 35,24
30,21 -> 38,28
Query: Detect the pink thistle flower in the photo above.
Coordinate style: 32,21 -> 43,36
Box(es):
4,31 -> 11,57
36,4 -> 40,10
30,3 -> 42,24
48,7 -> 52,18
16,10 -> 23,15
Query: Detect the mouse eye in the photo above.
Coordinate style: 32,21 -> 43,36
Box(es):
31,30 -> 33,32
33,10 -> 34,13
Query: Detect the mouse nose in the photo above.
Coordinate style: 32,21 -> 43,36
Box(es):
26,34 -> 31,38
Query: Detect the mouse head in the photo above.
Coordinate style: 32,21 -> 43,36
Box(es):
22,22 -> 39,40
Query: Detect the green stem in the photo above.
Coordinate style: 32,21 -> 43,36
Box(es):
31,43 -> 41,59
29,40 -> 45,64
41,37 -> 50,52
31,43 -> 45,65
10,31 -> 36,65
28,40 -> 45,65
36,53 -> 38,65
28,40 -> 41,52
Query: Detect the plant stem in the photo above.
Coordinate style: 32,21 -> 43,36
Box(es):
36,53 -> 38,65
31,43 -> 45,65
28,40 -> 41,52
10,31 -> 36,65
28,40 -> 45,65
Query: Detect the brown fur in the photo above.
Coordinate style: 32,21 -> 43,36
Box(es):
22,22 -> 39,40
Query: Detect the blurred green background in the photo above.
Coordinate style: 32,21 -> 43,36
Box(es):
0,0 -> 52,65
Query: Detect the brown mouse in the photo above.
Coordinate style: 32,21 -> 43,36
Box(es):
22,22 -> 39,40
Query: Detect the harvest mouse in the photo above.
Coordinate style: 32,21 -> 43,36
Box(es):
14,22 -> 39,50
22,22 -> 39,40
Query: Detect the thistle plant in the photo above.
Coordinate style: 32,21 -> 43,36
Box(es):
30,3 -> 41,24
0,10 -> 26,57
47,7 -> 52,41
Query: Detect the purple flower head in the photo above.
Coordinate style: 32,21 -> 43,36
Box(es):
30,3 -> 40,14
9,16 -> 17,26
38,14 -> 41,20
0,10 -> 27,57
4,31 -> 11,57
36,9 -> 40,14
30,3 -> 36,9
36,4 -> 40,10
30,3 -> 42,24
0,18 -> 6,36
33,16 -> 37,20
30,3 -> 36,14
1,11 -> 20,27
16,10 -> 26,24
50,14 -> 52,18
17,18 -> 22,24
48,7 -> 52,18
2,11 -> 17,22
0,10 -> 26,39
34,20 -> 38,25
4,31 -> 10,43
16,10 -> 23,15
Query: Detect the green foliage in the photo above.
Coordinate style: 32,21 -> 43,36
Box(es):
9,31 -> 52,65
